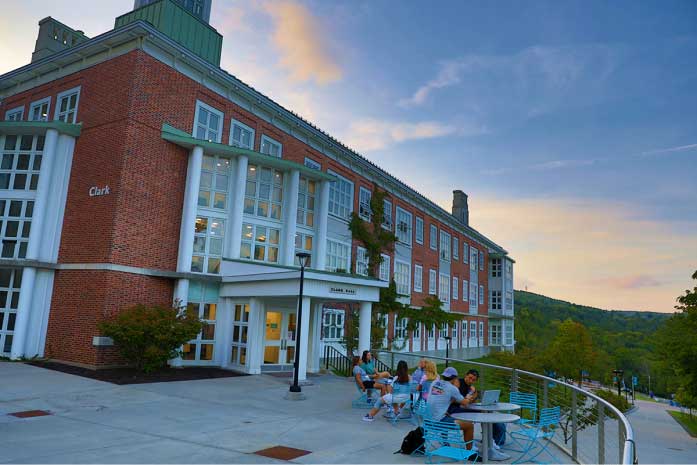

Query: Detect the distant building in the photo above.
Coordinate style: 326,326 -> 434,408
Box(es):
0,0 -> 514,377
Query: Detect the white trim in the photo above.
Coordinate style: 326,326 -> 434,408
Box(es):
415,216 -> 424,245
304,157 -> 321,170
394,259 -> 411,295
428,268 -> 437,295
229,118 -> 255,149
54,86 -> 81,123
193,100 -> 224,143
395,206 -> 412,246
429,224 -> 438,250
4,105 -> 24,121
260,134 -> 282,158
413,264 -> 423,292
28,97 -> 51,121
326,169 -> 354,221
358,186 -> 372,221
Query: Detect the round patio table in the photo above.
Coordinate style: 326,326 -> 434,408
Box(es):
467,402 -> 521,412
450,412 -> 520,464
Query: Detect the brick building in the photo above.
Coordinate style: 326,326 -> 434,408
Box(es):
0,0 -> 515,377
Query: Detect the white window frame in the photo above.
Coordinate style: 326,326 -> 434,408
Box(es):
4,106 -> 24,121
193,100 -> 223,143
198,155 -> 231,211
325,238 -> 351,272
462,279 -> 469,302
327,170 -> 354,221
462,319 -> 468,341
428,269 -> 437,295
355,246 -> 369,276
192,216 -> 226,273
490,290 -> 502,310
453,276 -> 458,300
260,134 -> 282,158
463,243 -> 469,264
29,97 -> 51,122
491,258 -> 502,277
470,320 -> 477,339
479,250 -> 485,271
322,308 -> 345,341
395,207 -> 412,245
244,165 -> 284,221
297,176 -> 316,228
469,282 -> 478,310
394,317 -> 408,341
453,237 -> 459,260
358,186 -> 372,221
379,253 -> 391,282
382,199 -> 393,230
439,273 -> 450,303
470,247 -> 478,271
240,222 -> 280,264
294,232 -> 313,267
229,118 -> 255,149
415,217 -> 424,245
414,264 -> 423,292
479,285 -> 485,307
439,230 -> 451,261
479,321 -> 485,342
506,291 -> 513,311
394,260 -> 411,296
429,224 -> 437,250
304,157 -> 321,170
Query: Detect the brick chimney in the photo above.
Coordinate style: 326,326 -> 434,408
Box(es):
452,190 -> 469,226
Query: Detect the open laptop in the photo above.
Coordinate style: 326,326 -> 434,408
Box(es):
478,389 -> 501,406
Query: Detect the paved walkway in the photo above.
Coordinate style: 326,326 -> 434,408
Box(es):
0,362 -> 571,464
627,399 -> 697,464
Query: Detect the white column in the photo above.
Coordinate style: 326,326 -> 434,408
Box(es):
11,129 -> 59,359
246,298 -> 263,374
296,296 -> 312,381
282,169 -> 300,266
313,180 -> 330,270
307,302 -> 322,373
215,299 -> 233,367
228,155 -> 247,259
358,301 -> 372,353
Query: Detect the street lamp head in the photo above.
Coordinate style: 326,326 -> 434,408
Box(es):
296,252 -> 311,268
443,335 -> 452,341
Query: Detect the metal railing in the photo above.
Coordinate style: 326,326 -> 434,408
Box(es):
374,350 -> 637,465
324,345 -> 352,377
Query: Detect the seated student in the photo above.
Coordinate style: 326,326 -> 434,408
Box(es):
427,367 -> 477,448
416,359 -> 439,401
362,360 -> 411,421
361,350 -> 391,382
412,358 -> 427,383
353,356 -> 386,398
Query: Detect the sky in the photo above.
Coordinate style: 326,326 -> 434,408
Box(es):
2,0 -> 696,313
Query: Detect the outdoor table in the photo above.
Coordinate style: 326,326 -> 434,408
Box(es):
467,402 -> 521,413
450,412 -> 520,463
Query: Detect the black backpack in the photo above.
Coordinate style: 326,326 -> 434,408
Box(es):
395,426 -> 424,455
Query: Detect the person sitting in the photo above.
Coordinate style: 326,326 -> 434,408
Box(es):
416,359 -> 439,402
427,367 -> 477,449
412,358 -> 426,383
362,360 -> 411,421
353,356 -> 386,399
360,350 -> 391,382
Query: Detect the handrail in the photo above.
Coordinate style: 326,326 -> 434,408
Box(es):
324,345 -> 352,377
376,350 -> 637,465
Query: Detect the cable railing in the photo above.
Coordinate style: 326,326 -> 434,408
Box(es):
374,350 -> 637,465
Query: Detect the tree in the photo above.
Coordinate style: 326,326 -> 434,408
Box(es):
545,319 -> 596,382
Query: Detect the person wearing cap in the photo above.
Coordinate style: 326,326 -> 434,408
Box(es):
427,367 -> 477,448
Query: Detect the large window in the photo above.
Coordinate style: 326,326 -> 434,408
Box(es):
428,269 -> 437,295
230,119 -> 255,149
4,107 -> 23,121
440,230 -> 451,261
29,98 -> 51,122
415,217 -> 424,244
439,273 -> 450,303
260,135 -> 282,158
0,268 -> 21,355
230,303 -> 250,366
439,323 -> 448,338
55,87 -> 81,123
394,260 -> 410,296
394,318 -> 407,340
479,285 -> 485,307
304,157 -> 321,170
463,243 -> 469,264
504,320 -> 514,346
326,239 -> 350,272
241,223 -> 280,263
358,187 -> 372,220
490,290 -> 502,310
479,250 -> 485,271
327,171 -> 353,220
479,321 -> 485,343
506,291 -> 513,311
0,200 -> 34,259
355,246 -> 369,276
294,233 -> 313,266
297,177 -> 316,227
395,207 -> 412,245
470,247 -> 478,271
491,258 -> 502,277
2,134 -> 43,191
244,165 -> 283,221
429,224 -> 437,250
198,155 -> 230,210
490,323 -> 502,345
453,237 -> 459,260
193,101 -> 222,142
379,254 -> 390,282
382,199 -> 393,230
469,282 -> 478,310
322,308 -> 345,341
414,264 -> 423,292
453,276 -> 459,300
462,279 -> 469,302
183,298 -> 217,362
192,216 -> 225,273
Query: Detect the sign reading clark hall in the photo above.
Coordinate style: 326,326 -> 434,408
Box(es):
329,286 -> 357,296
89,185 -> 111,197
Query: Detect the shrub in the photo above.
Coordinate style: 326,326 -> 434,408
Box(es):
98,304 -> 202,373
596,389 -> 631,414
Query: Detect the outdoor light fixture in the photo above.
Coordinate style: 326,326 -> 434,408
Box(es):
289,252 -> 311,398
444,335 -> 452,368
612,369 -> 624,398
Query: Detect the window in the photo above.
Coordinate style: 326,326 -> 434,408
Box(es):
394,318 -> 407,340
506,291 -> 513,311
428,324 -> 435,339
230,303 -> 250,366
453,276 -> 458,300
382,199 -> 393,230
479,250 -> 485,271
394,260 -> 410,296
395,207 -> 412,245
470,247 -> 478,271
241,223 -> 280,263
193,101 -> 222,142
490,291 -> 502,310
1,134 -> 43,191
462,320 -> 468,341
428,269 -> 437,295
413,323 -> 421,339
479,321 -> 484,340
183,297 -> 217,361
452,322 -> 458,339
0,200 -> 34,259
327,171 -> 353,220
304,157 -> 321,170
453,237 -> 459,260
439,323 -> 448,338
491,258 -> 502,277
355,246 -> 369,276
415,217 -> 424,244
326,239 -> 350,272
462,279 -> 469,302
358,187 -> 372,221
414,264 -> 423,292
297,177 -> 316,227
192,216 -> 225,273
29,98 -> 51,122
429,224 -> 437,250
379,254 -> 390,282
440,230 -> 451,261
439,273 -> 450,303
504,320 -> 514,346
322,308 -> 345,341
260,135 -> 282,158
479,285 -> 485,306
244,165 -> 283,220
463,243 -> 469,264
470,321 -> 477,339
469,282 -> 478,310
230,119 -> 254,149
4,107 -> 23,121
294,233 -> 313,266
0,268 -> 22,355
198,155 -> 230,210
490,323 -> 501,345
506,260 -> 513,278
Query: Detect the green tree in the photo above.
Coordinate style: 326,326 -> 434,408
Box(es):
545,319 -> 596,382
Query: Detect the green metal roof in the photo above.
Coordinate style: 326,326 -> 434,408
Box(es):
115,0 -> 222,66
161,123 -> 336,182
0,120 -> 82,137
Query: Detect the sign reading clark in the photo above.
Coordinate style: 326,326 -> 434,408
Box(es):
329,286 -> 357,296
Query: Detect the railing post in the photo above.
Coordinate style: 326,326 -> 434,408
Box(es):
511,369 -> 518,392
598,403 -> 605,464
571,389 -> 578,461
543,380 -> 549,409
619,418 -> 624,465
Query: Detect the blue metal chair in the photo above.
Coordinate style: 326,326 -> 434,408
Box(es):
423,418 -> 479,463
386,381 -> 413,425
510,391 -> 538,426
352,381 -> 377,409
510,406 -> 560,464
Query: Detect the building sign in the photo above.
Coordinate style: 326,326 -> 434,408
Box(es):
89,185 -> 111,197
329,286 -> 356,296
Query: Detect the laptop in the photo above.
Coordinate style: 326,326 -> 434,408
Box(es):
478,389 -> 501,406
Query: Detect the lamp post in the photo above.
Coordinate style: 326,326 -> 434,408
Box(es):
444,335 -> 452,367
289,252 -> 311,397
612,369 -> 623,398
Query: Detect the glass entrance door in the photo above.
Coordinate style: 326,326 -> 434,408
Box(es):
263,311 -> 296,369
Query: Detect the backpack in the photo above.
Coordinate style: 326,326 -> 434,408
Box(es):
395,426 -> 424,455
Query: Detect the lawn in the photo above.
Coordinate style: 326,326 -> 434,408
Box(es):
668,410 -> 697,437
635,392 -> 656,402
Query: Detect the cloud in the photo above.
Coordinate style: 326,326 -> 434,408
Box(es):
531,159 -> 598,170
342,118 -> 460,152
638,143 -> 697,157
600,275 -> 663,289
399,59 -> 466,108
262,0 -> 342,85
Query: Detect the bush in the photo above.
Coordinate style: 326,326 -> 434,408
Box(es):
596,389 -> 631,413
98,304 -> 202,373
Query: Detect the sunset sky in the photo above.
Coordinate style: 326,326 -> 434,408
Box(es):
2,0 -> 696,313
